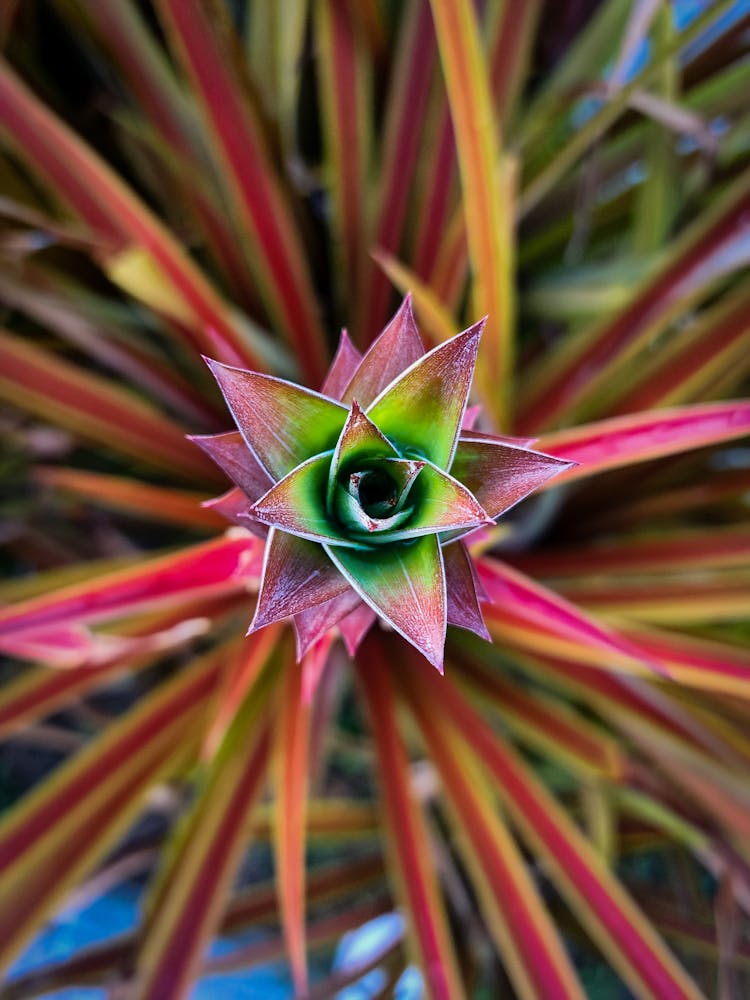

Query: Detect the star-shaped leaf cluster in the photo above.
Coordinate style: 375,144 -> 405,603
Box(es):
194,298 -> 572,669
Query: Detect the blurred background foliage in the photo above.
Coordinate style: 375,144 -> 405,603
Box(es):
0,0 -> 750,997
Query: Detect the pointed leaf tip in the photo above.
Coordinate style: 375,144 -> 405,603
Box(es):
206,359 -> 347,480
321,329 -> 363,400
452,438 -> 574,520
249,453 -> 360,547
341,295 -> 425,407
367,319 -> 484,470
325,534 -> 446,671
249,530 -> 349,633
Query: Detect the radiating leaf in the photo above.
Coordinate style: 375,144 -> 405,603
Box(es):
355,644 -> 465,999
0,58 -> 263,369
367,321 -> 483,470
327,533 -> 446,670
273,655 -> 312,994
0,329 -> 218,483
206,360 -> 348,480
321,329 -> 363,399
315,0 -> 372,307
429,0 -> 514,427
135,643 -> 284,998
477,557 -> 659,674
454,648 -> 623,778
412,667 -> 703,1000
443,541 -> 489,640
34,467 -> 224,531
0,648 -> 224,970
536,401 -> 750,485
451,436 -> 573,518
342,295 -> 425,406
0,534 -> 262,639
249,452 -> 360,546
250,529 -> 349,633
519,166 -> 750,430
354,1 -> 437,342
401,660 -> 586,1000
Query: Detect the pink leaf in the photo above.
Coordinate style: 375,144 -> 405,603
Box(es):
250,530 -> 349,633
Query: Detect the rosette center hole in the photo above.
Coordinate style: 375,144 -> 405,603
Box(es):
352,469 -> 399,517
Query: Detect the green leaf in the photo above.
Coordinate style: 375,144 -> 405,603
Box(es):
364,461 -> 490,542
367,321 -> 483,470
328,400 -> 399,508
250,452 -> 361,547
325,533 -> 447,670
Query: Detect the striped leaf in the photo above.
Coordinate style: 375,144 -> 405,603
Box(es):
355,642 -> 465,999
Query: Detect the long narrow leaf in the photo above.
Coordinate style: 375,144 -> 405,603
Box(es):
408,665 -> 703,1000
0,649 -> 224,970
476,556 -> 658,673
536,401 -> 750,486
135,644 -> 285,998
519,166 -> 750,431
355,0 -> 436,343
34,467 -> 225,531
0,533 -> 262,638
273,654 -> 312,994
508,528 -> 750,578
0,329 -> 219,482
73,0 -> 257,303
316,0 -> 372,308
0,855 -> 387,998
453,649 -> 623,778
156,0 -> 327,383
429,0 -> 513,427
613,283 -> 750,412
401,663 -> 586,1000
355,641 -> 465,1000
0,58 -> 263,369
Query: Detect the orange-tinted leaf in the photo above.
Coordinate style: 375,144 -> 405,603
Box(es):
0,58 -> 263,369
273,655 -> 313,994
477,556 -> 659,673
429,0 -> 513,426
0,649 -> 224,970
518,169 -> 750,431
415,668 -> 702,1000
401,662 -> 585,1000
34,467 -> 224,531
135,644 -> 285,999
0,329 -> 219,482
613,283 -> 750,412
316,0 -> 372,305
0,857 -> 387,996
372,251 -> 456,347
507,528 -> 750,579
621,625 -> 750,700
74,0 -> 257,303
355,0 -> 437,343
453,649 -> 623,778
555,575 -> 750,627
